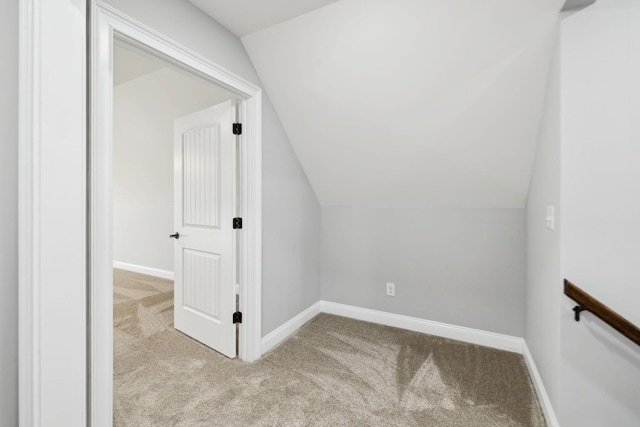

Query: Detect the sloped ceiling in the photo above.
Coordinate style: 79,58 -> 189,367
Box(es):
193,0 -> 564,208
113,45 -> 163,86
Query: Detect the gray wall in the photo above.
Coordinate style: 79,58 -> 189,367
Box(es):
321,207 -> 526,337
0,0 -> 18,425
527,4 -> 640,425
525,28 -> 561,408
103,0 -> 321,336
559,2 -> 640,425
262,101 -> 322,335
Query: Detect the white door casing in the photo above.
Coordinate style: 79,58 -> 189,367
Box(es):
85,4 -> 263,426
173,101 -> 236,358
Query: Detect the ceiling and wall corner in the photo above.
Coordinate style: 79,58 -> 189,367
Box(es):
562,0 -> 597,11
113,45 -> 164,85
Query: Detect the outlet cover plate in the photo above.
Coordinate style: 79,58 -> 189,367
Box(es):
386,282 -> 395,297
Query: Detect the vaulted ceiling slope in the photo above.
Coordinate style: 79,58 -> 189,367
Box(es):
239,0 -> 564,208
194,0 -> 564,208
113,45 -> 163,86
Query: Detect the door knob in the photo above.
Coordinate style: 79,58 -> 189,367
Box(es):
169,232 -> 180,239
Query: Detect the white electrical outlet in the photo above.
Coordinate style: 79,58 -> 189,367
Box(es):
386,282 -> 395,297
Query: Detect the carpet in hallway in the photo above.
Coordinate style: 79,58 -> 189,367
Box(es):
113,269 -> 545,426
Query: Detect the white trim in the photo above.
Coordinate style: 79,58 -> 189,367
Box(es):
522,343 -> 560,427
261,302 -> 322,354
320,301 -> 524,353
19,1 -> 38,424
91,3 -> 263,425
113,261 -> 174,280
90,7 -> 114,426
236,79 -> 262,364
20,0 -> 88,425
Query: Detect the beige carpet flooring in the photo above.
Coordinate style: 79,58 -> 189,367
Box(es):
114,269 -> 546,426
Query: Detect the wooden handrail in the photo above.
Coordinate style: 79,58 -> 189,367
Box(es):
564,279 -> 640,346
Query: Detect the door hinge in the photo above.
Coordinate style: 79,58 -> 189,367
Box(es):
233,311 -> 242,324
233,217 -> 242,229
233,123 -> 242,135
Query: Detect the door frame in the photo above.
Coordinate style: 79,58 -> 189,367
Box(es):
91,2 -> 262,425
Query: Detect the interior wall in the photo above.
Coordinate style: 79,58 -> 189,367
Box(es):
561,0 -> 640,329
104,0 -> 321,337
113,67 -> 234,273
525,24 -> 561,408
560,1 -> 640,425
321,206 -> 526,337
0,0 -> 18,425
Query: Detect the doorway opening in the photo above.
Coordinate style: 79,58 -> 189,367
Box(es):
90,6 -> 262,424
113,40 -> 241,357
112,42 -> 243,419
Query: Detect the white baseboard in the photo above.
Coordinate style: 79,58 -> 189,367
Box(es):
522,343 -> 560,427
320,301 -> 524,354
113,261 -> 174,280
261,301 -> 322,354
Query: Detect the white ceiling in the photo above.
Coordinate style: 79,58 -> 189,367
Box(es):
114,44 -> 241,103
113,45 -> 164,86
188,0 -> 338,37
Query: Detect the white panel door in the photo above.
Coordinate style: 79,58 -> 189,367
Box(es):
173,100 -> 236,358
